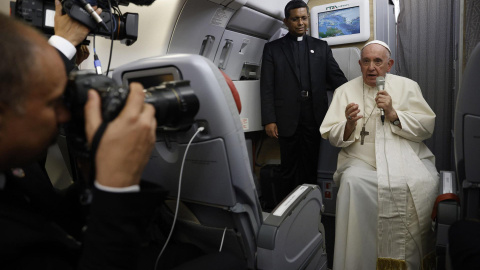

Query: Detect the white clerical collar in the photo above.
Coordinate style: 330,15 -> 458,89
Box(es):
363,82 -> 375,90
297,36 -> 304,41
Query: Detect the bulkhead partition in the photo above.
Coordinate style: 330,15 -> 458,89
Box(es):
167,0 -> 233,61
212,30 -> 266,80
167,0 -> 286,81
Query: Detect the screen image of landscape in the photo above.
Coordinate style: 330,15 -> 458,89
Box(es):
317,7 -> 360,38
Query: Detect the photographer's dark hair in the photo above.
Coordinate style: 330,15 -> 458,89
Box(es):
0,13 -> 39,113
284,0 -> 309,19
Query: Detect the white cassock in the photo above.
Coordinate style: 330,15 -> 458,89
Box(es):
320,75 -> 439,270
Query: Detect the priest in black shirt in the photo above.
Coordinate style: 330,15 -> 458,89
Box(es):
260,0 -> 347,199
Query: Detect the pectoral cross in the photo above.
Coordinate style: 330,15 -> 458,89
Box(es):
360,125 -> 369,145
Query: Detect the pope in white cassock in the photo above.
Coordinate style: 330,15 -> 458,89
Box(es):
320,40 -> 439,270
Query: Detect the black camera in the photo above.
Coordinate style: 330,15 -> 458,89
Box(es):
64,72 -> 200,152
12,0 -> 140,45
62,0 -> 139,45
12,0 -> 56,35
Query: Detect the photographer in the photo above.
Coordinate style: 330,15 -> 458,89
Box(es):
0,12 -> 165,269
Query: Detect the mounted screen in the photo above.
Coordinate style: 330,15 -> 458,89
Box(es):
121,67 -> 181,88
310,0 -> 370,46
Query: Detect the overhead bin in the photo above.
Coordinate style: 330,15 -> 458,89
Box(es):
167,0 -> 294,133
245,0 -> 309,20
213,30 -> 266,80
211,29 -> 265,132
227,6 -> 283,40
168,0 -> 286,76
167,0 -> 235,61
215,5 -> 285,80
209,0 -> 247,10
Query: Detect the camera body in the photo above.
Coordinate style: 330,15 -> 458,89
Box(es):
12,0 -> 56,35
64,72 -> 200,152
13,0 -> 139,45
62,0 -> 139,45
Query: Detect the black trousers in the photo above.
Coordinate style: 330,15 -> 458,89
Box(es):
278,99 -> 320,200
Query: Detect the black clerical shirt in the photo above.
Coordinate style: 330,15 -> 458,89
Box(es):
285,33 -> 311,92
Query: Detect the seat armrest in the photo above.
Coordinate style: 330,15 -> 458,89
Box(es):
434,171 -> 460,270
257,184 -> 327,270
433,171 -> 460,224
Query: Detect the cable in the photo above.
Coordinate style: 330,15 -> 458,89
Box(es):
381,123 -> 422,268
91,1 -> 114,76
380,108 -> 385,125
219,227 -> 227,252
92,35 -> 102,74
77,0 -> 109,31
105,0 -> 114,76
154,126 -> 204,270
93,48 -> 102,75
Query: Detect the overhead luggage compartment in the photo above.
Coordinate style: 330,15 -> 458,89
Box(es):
167,0 -> 236,61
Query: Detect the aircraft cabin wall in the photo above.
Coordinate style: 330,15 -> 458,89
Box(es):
73,0 -> 187,71
166,0 -> 307,132
0,0 -> 188,71
66,0 -> 306,79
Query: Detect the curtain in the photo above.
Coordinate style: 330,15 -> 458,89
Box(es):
396,0 -> 455,170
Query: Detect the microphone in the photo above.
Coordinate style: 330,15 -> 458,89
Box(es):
376,76 -> 386,125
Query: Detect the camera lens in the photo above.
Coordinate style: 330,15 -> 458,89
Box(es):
145,80 -> 199,130
64,73 -> 200,153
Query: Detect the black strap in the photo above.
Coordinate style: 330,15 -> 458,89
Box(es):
90,121 -> 109,158
81,121 -> 109,205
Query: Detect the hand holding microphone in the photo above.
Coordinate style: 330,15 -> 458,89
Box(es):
376,76 -> 386,125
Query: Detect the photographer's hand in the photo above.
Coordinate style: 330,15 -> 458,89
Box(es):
75,45 -> 90,65
54,0 -> 102,46
84,83 -> 157,188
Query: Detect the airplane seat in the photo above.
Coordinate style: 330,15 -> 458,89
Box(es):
447,42 -> 480,269
219,69 -> 242,114
331,47 -> 362,82
317,47 -> 362,216
431,171 -> 459,269
112,54 -> 328,270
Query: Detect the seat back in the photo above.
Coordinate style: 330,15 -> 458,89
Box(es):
331,47 -> 362,81
454,43 -> 480,219
112,54 -> 327,269
112,54 -> 263,267
318,47 -> 361,216
443,42 -> 480,270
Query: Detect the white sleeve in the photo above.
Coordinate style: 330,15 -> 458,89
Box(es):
48,35 -> 77,60
94,181 -> 140,193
